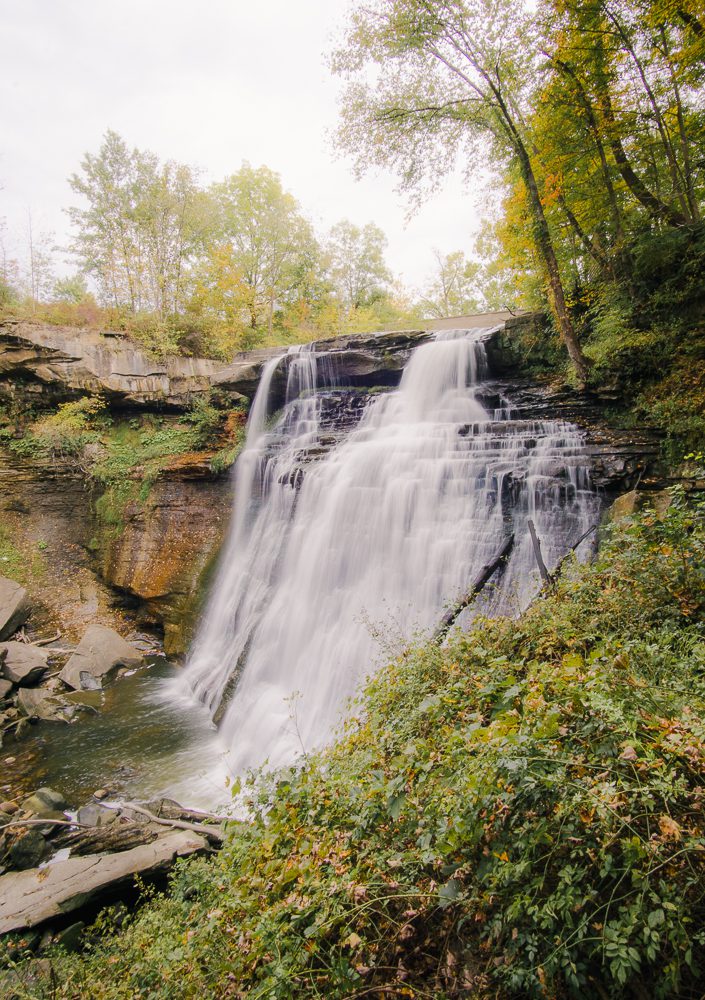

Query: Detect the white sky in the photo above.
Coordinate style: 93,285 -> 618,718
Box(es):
0,0 -> 484,291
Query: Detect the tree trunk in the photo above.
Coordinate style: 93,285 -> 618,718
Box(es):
598,86 -> 688,228
434,534 -> 514,643
515,143 -> 591,384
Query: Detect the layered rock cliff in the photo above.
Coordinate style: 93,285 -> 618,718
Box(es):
0,317 -> 664,655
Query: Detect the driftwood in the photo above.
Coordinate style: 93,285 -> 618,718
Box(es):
434,534 -> 515,643
0,817 -> 91,832
101,802 -> 225,843
31,632 -> 62,647
527,518 -> 552,587
53,822 -> 159,857
529,521 -> 599,595
550,523 -> 598,583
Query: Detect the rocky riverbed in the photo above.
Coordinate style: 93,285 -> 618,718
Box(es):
0,574 -> 227,957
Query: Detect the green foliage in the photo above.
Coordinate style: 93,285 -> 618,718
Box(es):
42,492 -> 705,999
0,525 -> 45,585
326,219 -> 392,311
0,395 -> 108,463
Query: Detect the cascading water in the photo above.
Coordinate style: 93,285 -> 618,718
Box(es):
183,328 -> 601,776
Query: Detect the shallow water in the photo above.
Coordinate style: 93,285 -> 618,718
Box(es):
1,658 -> 232,812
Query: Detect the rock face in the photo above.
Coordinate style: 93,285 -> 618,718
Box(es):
0,642 -> 49,686
480,375 -> 663,495
0,320 -> 438,411
58,625 -> 143,690
0,321 -> 225,409
94,457 -> 232,655
0,577 -> 30,641
0,316 -> 666,661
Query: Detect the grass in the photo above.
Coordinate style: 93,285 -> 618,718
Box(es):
0,525 -> 46,587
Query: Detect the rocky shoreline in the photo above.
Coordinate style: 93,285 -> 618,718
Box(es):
0,573 -> 223,959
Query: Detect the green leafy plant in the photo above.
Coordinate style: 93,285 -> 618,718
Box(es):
37,492 -> 705,1000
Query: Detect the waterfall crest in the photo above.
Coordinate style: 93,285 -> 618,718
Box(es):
183,329 -> 600,775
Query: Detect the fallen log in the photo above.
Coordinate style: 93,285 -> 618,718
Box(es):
101,801 -> 225,843
434,534 -> 515,643
0,829 -> 209,934
527,518 -> 552,587
52,822 -> 159,857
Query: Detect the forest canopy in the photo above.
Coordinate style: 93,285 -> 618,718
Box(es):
333,0 -> 705,383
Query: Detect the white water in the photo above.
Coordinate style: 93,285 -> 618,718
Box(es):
182,329 -> 600,776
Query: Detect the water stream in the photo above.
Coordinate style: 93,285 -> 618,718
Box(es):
182,328 -> 601,778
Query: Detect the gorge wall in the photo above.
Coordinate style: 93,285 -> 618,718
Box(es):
0,317 -> 663,655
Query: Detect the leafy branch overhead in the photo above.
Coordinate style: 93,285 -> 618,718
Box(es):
332,0 -> 704,383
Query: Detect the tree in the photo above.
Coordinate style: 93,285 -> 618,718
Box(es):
68,130 -> 206,317
209,164 -> 319,336
332,0 -> 592,382
418,248 -> 480,317
0,219 -> 20,308
53,274 -> 91,303
326,220 -> 392,310
25,212 -> 55,307
189,244 -> 258,354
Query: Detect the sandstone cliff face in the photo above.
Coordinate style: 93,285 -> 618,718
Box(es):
94,456 -> 232,655
0,448 -> 130,642
0,317 -> 665,658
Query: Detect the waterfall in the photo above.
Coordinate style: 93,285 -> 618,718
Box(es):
182,328 -> 600,776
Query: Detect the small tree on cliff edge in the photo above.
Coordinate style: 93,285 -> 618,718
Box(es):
331,0 -> 591,384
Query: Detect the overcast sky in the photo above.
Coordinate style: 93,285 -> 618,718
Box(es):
0,0 -> 484,291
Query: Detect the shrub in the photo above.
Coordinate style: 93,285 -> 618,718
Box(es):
41,492 -> 705,1000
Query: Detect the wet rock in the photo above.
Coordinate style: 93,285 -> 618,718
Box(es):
6,828 -> 49,870
53,921 -> 85,952
64,689 -> 103,711
0,577 -> 30,641
58,625 -> 143,691
22,787 -> 67,817
76,802 -> 118,828
17,687 -> 90,723
0,642 -> 49,686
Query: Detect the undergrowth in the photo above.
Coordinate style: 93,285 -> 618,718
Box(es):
24,488 -> 705,1000
0,393 -> 246,537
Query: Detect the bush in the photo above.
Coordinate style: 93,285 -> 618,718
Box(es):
41,491 -> 705,1000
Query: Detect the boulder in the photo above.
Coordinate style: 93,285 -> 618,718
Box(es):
0,829 -> 208,933
58,625 -> 143,691
53,920 -> 85,952
17,687 -> 87,723
0,642 -> 48,686
0,678 -> 13,700
0,577 -> 30,641
22,787 -> 67,817
76,802 -> 118,828
6,828 -> 50,870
